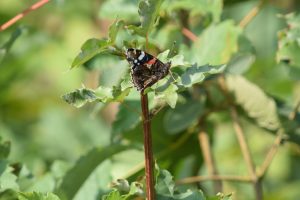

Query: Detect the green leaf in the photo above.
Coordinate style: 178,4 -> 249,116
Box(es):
102,190 -> 122,200
164,99 -> 204,134
165,0 -> 222,23
62,88 -> 97,108
18,192 -> 61,200
155,84 -> 178,108
173,190 -> 205,200
55,144 -> 130,200
71,39 -> 111,68
99,0 -> 139,21
128,0 -> 163,36
63,85 -> 131,108
0,27 -> 24,64
155,168 -> 175,197
0,189 -> 19,200
192,20 -> 241,65
277,13 -> 300,67
108,20 -> 125,44
95,86 -> 132,103
0,138 -> 10,159
111,101 -> 141,140
226,75 -> 281,131
0,161 -> 19,191
179,64 -> 226,87
226,53 -> 255,75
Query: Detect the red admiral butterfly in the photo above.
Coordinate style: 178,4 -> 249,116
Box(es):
126,48 -> 171,91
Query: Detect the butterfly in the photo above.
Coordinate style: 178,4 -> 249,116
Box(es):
125,48 -> 171,91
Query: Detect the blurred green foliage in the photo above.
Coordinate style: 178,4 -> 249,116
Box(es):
0,0 -> 300,200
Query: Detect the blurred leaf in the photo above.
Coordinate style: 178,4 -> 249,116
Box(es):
71,20 -> 124,68
108,20 -> 125,44
226,53 -> 255,74
127,0 -> 163,36
18,192 -> 61,200
226,75 -> 281,131
62,88 -> 97,108
99,0 -> 139,21
0,161 -> 19,191
0,138 -> 10,159
179,64 -> 226,87
164,0 -> 222,22
55,144 -> 130,200
0,27 -> 24,64
111,101 -> 141,141
277,13 -> 300,67
192,20 -> 241,65
0,189 -> 19,200
164,99 -> 204,134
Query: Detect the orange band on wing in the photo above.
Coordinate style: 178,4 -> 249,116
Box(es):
146,58 -> 157,65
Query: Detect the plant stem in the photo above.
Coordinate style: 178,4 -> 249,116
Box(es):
239,0 -> 266,28
0,0 -> 51,31
230,106 -> 263,200
140,92 -> 155,200
218,75 -> 263,200
258,132 -> 283,178
198,129 -> 223,193
176,175 -> 253,185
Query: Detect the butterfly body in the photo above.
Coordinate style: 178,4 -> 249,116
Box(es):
126,48 -> 171,91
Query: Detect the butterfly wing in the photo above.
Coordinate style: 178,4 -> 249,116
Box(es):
126,48 -> 171,91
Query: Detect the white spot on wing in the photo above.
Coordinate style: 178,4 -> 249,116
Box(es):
134,59 -> 138,63
138,51 -> 145,61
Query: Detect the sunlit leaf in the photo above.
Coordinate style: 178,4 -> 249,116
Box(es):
179,64 -> 226,87
63,85 -> 131,108
155,84 -> 178,108
62,88 -> 97,108
102,190 -> 122,200
192,20 -> 241,65
127,0 -> 163,36
71,39 -> 110,68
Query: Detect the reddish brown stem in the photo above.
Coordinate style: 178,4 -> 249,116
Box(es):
181,28 -> 198,42
0,0 -> 51,31
141,92 -> 155,200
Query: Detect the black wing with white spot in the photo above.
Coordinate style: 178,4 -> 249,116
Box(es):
126,48 -> 171,91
